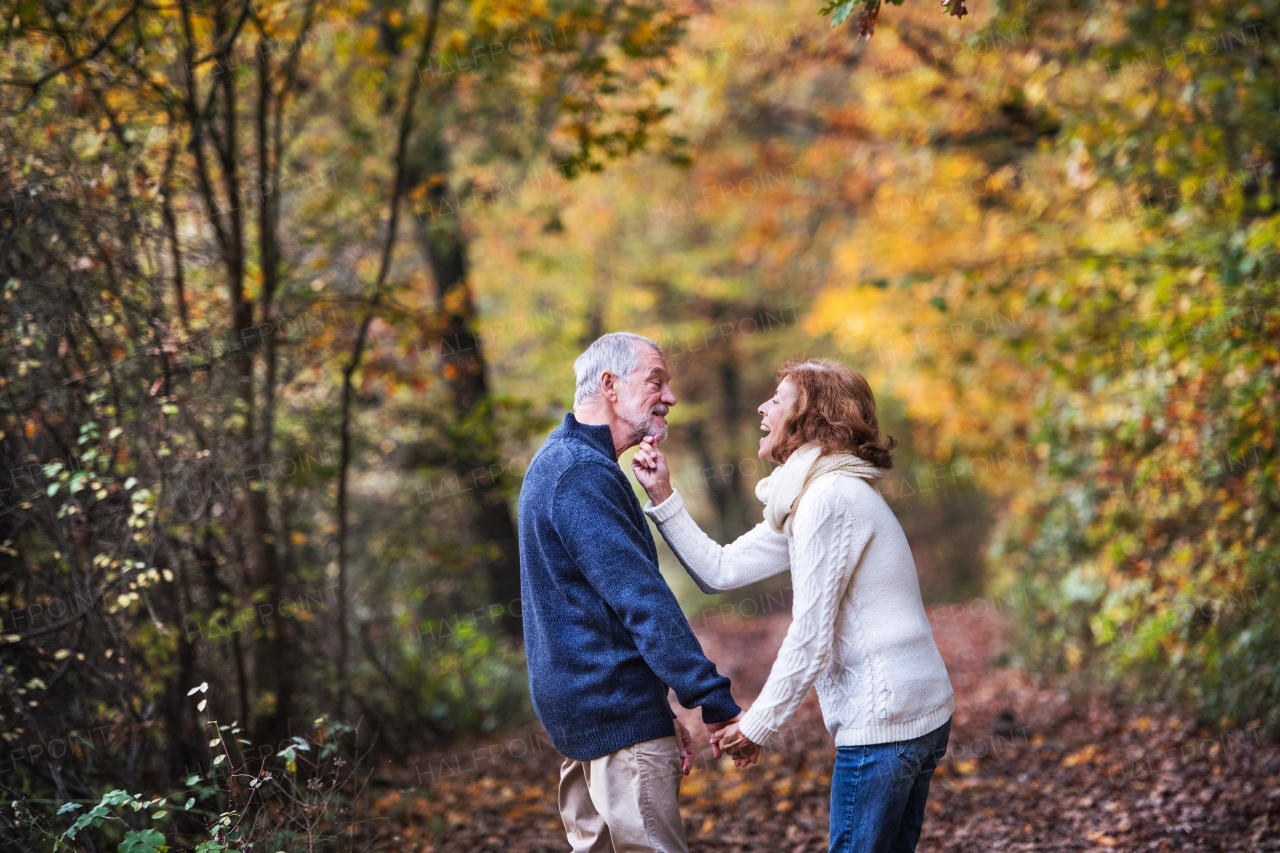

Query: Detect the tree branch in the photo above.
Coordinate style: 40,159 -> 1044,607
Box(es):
2,0 -> 144,111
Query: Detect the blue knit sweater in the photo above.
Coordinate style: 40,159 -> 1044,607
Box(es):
518,413 -> 741,761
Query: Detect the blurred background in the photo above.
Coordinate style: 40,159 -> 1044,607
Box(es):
2,0 -> 1277,849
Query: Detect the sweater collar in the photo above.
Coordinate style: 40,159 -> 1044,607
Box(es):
560,412 -> 619,461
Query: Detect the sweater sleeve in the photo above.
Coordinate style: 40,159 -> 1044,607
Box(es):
553,464 -> 741,725
737,482 -> 872,747
643,489 -> 791,593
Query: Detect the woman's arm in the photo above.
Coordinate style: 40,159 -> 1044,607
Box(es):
632,436 -> 789,593
736,483 -> 872,747
643,490 -> 790,593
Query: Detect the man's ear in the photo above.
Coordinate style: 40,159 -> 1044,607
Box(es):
600,371 -> 618,402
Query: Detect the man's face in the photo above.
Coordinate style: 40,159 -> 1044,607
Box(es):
615,346 -> 676,447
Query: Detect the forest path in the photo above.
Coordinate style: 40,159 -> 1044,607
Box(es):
373,606 -> 1279,852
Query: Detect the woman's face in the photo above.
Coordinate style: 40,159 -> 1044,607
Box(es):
757,378 -> 798,463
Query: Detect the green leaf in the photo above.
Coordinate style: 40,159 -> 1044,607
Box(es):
64,806 -> 110,838
119,828 -> 169,853
57,802 -> 84,815
820,0 -> 859,25
194,841 -> 229,853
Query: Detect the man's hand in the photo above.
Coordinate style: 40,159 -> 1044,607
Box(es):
710,721 -> 761,768
631,435 -> 673,505
705,715 -> 738,758
674,719 -> 695,775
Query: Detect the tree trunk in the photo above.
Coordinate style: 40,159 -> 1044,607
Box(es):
248,27 -> 292,748
334,0 -> 448,715
716,347 -> 751,534
178,0 -> 290,746
411,131 -> 523,636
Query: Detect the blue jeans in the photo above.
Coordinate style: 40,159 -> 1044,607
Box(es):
829,718 -> 951,853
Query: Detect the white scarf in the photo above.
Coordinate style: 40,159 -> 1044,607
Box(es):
755,443 -> 886,534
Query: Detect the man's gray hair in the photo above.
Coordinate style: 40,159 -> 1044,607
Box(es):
573,332 -> 663,406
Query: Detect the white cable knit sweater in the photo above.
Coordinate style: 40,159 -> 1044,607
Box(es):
644,473 -> 954,748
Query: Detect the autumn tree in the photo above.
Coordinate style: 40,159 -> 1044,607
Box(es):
0,1 -> 690,843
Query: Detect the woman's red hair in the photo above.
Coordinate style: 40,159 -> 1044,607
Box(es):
771,359 -> 896,468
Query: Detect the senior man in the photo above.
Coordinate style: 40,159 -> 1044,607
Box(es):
519,332 -> 741,852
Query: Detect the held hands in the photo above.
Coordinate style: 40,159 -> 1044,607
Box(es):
631,435 -> 673,505
706,716 -> 761,768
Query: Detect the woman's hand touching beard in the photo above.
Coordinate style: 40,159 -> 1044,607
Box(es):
631,435 -> 673,505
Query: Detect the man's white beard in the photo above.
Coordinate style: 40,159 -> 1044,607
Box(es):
622,399 -> 670,444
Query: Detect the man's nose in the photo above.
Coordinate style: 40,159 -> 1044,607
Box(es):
661,384 -> 677,406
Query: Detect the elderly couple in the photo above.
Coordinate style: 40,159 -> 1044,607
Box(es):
518,332 -> 954,853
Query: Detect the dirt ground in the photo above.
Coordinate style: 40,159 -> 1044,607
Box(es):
372,607 -> 1280,852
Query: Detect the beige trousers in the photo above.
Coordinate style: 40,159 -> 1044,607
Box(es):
558,735 -> 689,853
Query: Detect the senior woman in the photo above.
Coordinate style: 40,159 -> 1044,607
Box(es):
631,358 -> 954,853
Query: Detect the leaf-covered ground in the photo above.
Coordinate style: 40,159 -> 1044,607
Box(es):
373,608 -> 1280,852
